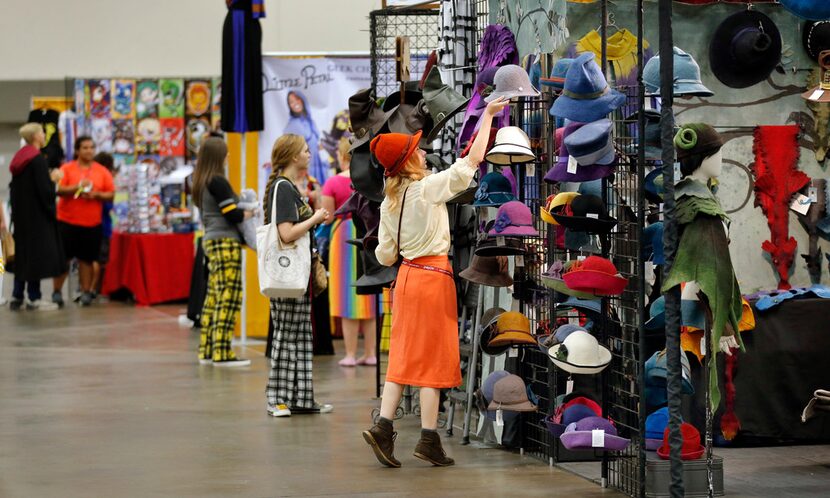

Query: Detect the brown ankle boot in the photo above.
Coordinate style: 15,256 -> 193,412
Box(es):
362,418 -> 401,468
413,430 -> 455,466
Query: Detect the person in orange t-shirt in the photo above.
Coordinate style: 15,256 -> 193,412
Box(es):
52,136 -> 115,307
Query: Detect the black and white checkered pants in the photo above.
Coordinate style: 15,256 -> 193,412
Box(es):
266,293 -> 314,408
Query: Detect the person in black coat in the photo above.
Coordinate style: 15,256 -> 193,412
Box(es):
8,123 -> 66,310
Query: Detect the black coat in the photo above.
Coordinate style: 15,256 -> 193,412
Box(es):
9,153 -> 66,280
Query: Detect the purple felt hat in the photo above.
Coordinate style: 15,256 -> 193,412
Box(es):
544,403 -> 599,438
488,201 -> 539,237
560,416 -> 630,451
545,122 -> 617,183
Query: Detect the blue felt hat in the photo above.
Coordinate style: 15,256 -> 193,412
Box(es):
642,222 -> 665,265
550,53 -> 626,123
645,407 -> 676,450
556,296 -> 602,316
473,172 -> 516,207
681,299 -> 706,329
645,350 -> 695,396
644,295 -> 666,331
644,168 -> 665,204
564,119 -> 615,166
643,47 -> 713,97
779,1 -> 830,22
529,60 -> 543,90
552,323 -> 585,344
541,58 -> 574,90
624,110 -> 663,161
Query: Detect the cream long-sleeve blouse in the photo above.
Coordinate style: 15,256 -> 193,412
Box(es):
376,156 -> 477,266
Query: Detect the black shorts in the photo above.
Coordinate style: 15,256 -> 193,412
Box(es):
59,222 -> 103,263
99,236 -> 111,264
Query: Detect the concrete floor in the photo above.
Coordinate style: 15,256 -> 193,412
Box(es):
0,302 -> 624,498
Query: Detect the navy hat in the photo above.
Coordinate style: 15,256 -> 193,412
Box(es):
473,172 -> 516,207
710,10 -> 782,89
541,58 -> 574,90
779,1 -> 830,21
644,168 -> 665,204
556,296 -> 602,316
564,119 -> 615,166
645,350 -> 695,401
644,295 -> 666,331
803,21 -> 830,61
644,47 -> 713,97
550,53 -> 626,122
624,110 -> 662,161
642,221 -> 665,265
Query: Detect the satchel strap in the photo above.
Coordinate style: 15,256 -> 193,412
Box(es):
396,186 -> 410,258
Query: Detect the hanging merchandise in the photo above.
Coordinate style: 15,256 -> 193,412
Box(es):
136,118 -> 161,155
778,0 -> 830,22
459,255 -> 513,287
221,0 -> 265,133
645,408 -> 675,451
656,423 -> 704,461
752,125 -> 810,290
560,417 -> 630,451
571,28 -> 652,86
802,49 -> 830,102
545,122 -> 617,183
624,110 -> 663,161
112,119 -> 136,155
348,88 -> 395,151
26,108 -> 64,169
488,311 -> 537,348
642,46 -> 713,97
91,118 -> 113,153
484,64 -> 540,102
159,118 -> 185,157
479,309 -> 510,356
185,80 -> 212,117
112,80 -> 136,119
551,195 -> 618,233
473,172 -> 516,207
644,350 -> 695,408
159,79 -> 185,119
186,118 -> 211,161
642,222 -> 665,265
550,52 -> 627,123
544,396 -> 603,438
86,79 -> 111,118
548,329 -> 612,375
709,10 -> 782,89
540,58 -> 574,91
486,374 -> 538,412
485,127 -> 535,164
473,235 -> 526,257
211,78 -> 222,130
803,21 -> 830,61
421,66 -> 470,143
541,261 -> 597,299
797,179 -> 827,284
136,80 -> 160,119
562,256 -> 628,296
488,201 -> 540,237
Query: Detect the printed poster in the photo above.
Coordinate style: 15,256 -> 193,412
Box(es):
159,79 -> 185,118
185,80 -> 211,117
137,80 -> 160,119
136,118 -> 161,155
159,117 -> 185,157
112,79 -> 136,119
86,79 -> 111,119
186,117 -> 211,160
112,119 -> 136,155
91,118 -> 113,153
211,77 -> 222,130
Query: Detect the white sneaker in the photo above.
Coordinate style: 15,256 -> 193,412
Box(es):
267,403 -> 292,417
26,299 -> 60,311
213,358 -> 251,368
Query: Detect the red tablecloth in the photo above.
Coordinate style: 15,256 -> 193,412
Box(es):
102,232 -> 195,305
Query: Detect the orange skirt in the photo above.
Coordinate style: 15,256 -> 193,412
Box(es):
386,255 -> 461,388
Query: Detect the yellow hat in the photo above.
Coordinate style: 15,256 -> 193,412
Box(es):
540,192 -> 580,225
489,311 -> 536,347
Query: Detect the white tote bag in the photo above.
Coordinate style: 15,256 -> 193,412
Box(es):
256,179 -> 310,299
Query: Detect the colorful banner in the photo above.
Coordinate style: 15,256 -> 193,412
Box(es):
258,56 -> 372,193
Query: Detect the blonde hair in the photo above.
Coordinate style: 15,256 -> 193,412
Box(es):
337,137 -> 352,160
19,123 -> 43,144
263,134 -> 307,214
383,154 -> 426,212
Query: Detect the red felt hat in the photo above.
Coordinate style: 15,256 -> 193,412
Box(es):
370,130 -> 423,178
562,256 -> 628,296
657,422 -> 705,461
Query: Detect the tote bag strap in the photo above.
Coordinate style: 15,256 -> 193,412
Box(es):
396,185 -> 410,258
270,179 -> 292,249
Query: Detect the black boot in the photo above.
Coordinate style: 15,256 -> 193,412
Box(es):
413,429 -> 454,466
362,417 -> 401,468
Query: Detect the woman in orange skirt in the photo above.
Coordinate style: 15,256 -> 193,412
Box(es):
362,96 -> 508,468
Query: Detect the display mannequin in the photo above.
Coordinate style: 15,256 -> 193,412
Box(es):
663,123 -> 744,410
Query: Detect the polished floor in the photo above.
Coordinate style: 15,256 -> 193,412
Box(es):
0,302 -> 623,498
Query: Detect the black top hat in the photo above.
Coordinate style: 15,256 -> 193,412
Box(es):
552,195 -> 618,234
709,10 -> 782,89
803,21 -> 830,62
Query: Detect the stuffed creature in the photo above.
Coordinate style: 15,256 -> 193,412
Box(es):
236,188 -> 261,250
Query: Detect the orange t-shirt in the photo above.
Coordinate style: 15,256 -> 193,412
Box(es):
57,161 -> 115,227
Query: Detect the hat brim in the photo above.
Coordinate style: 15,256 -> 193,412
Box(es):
802,85 -> 830,103
350,107 -> 397,152
424,97 -> 471,143
545,159 -> 616,183
555,299 -> 602,316
543,418 -> 568,438
487,399 -> 538,412
447,183 -> 478,205
387,105 -> 435,149
624,143 -> 663,161
645,437 -> 663,451
560,430 -> 630,451
657,444 -> 705,461
780,2 -> 830,22
550,89 -> 626,122
473,192 -> 517,207
548,343 -> 612,375
486,145 -> 536,165
354,265 -> 398,288
563,271 -> 629,296
709,11 -> 782,89
551,213 -> 618,234
540,275 -> 598,300
350,147 -> 385,202
488,331 -> 537,348
646,83 -> 714,97
459,267 -> 513,287
484,87 -> 540,102
474,239 -> 527,257
644,313 -> 666,331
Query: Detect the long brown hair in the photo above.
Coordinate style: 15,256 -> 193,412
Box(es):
383,153 -> 426,212
192,137 -> 228,208
263,134 -> 307,219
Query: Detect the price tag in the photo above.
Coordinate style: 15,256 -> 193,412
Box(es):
496,409 -> 505,426
592,429 -> 606,448
586,213 -> 599,219
526,164 -> 535,177
568,311 -> 579,325
497,236 -> 506,246
516,255 -> 525,267
566,379 -> 574,395
567,155 -> 579,174
809,186 -> 818,203
790,194 -> 812,215
809,89 -> 825,101
577,255 -> 587,261
700,335 -> 707,356
659,203 -> 664,221
508,347 -> 519,358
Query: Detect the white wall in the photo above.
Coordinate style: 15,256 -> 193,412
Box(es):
0,0 -> 382,80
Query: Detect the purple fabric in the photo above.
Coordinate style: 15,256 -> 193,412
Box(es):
232,9 -> 248,133
544,123 -> 616,183
458,25 -> 519,150
560,416 -> 631,451
488,201 -> 539,237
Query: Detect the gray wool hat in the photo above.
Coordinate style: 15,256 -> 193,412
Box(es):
484,64 -> 540,102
